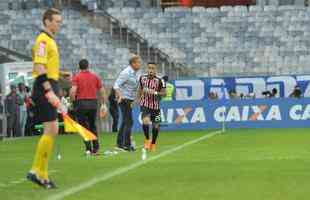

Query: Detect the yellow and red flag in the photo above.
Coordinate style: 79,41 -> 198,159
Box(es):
62,113 -> 97,141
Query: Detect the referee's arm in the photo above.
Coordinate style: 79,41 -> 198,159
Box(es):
33,64 -> 51,90
33,64 -> 60,106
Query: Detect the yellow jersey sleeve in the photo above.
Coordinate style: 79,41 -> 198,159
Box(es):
32,32 -> 60,80
33,39 -> 48,65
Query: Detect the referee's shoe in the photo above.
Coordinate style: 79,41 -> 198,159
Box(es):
26,172 -> 57,189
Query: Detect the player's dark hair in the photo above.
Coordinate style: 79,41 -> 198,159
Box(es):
79,59 -> 89,70
43,8 -> 61,26
147,62 -> 157,66
162,75 -> 169,82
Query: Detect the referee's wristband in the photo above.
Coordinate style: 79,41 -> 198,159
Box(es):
36,74 -> 49,85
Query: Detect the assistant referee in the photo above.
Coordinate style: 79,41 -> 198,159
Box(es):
27,8 -> 63,189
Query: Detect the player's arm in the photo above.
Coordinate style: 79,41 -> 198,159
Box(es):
151,78 -> 166,96
157,87 -> 166,96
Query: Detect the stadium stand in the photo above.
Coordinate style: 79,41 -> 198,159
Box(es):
106,4 -> 310,76
0,8 -> 132,80
1,0 -> 310,78
0,1 -> 185,80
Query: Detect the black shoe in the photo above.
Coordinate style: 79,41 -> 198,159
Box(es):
122,146 -> 136,152
26,172 -> 57,189
115,146 -> 126,152
42,180 -> 57,189
91,149 -> 100,156
26,172 -> 44,187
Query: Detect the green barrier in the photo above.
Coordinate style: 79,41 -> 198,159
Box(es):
34,122 -> 65,130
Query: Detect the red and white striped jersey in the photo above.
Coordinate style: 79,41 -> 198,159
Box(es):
139,74 -> 165,110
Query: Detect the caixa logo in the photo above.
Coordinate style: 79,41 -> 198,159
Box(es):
138,107 -> 207,125
174,75 -> 310,100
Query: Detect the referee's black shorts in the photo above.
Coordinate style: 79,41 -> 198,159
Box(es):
32,78 -> 59,123
140,106 -> 161,124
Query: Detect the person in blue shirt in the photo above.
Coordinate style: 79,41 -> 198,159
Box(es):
113,55 -> 142,151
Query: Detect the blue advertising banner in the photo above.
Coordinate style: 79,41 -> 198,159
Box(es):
132,98 -> 310,131
173,75 -> 310,101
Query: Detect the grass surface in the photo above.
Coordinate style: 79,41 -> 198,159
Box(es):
1,128 -> 310,200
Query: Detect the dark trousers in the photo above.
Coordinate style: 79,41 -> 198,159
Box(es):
117,99 -> 133,148
109,102 -> 119,132
7,113 -> 21,137
76,108 -> 99,152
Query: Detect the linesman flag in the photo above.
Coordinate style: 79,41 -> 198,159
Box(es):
62,113 -> 97,141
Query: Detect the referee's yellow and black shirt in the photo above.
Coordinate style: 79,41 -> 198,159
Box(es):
32,31 -> 60,81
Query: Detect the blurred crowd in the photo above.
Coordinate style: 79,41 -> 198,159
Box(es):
208,85 -> 303,100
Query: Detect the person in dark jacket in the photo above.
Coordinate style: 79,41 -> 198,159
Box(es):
108,88 -> 119,133
5,85 -> 23,137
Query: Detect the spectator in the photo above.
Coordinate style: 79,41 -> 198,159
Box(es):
270,88 -> 278,98
5,85 -> 23,137
229,89 -> 238,99
208,92 -> 218,100
18,83 -> 28,136
25,87 -> 36,137
246,92 -> 256,99
162,75 -> 174,101
0,94 -> 3,137
108,88 -> 119,133
262,88 -> 277,98
290,86 -> 302,98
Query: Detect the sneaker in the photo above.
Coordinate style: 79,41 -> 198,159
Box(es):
129,146 -> 136,152
144,140 -> 151,150
85,150 -> 91,156
26,172 -> 57,189
26,172 -> 44,187
122,146 -> 136,152
114,146 -> 126,152
91,150 -> 100,156
42,180 -> 57,189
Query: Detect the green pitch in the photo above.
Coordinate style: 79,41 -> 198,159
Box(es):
1,128 -> 310,200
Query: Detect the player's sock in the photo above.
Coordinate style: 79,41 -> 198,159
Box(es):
151,126 -> 159,144
31,134 -> 54,181
143,124 -> 150,140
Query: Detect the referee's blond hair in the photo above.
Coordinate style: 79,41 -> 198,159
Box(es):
42,8 -> 61,26
129,55 -> 141,65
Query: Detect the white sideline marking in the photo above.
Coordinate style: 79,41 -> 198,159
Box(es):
47,130 -> 221,200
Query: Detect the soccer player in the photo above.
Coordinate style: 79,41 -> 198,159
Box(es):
26,9 -> 63,189
138,63 -> 166,152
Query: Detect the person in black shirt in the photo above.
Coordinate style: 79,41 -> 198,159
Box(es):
108,88 -> 119,133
